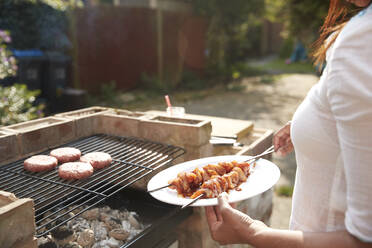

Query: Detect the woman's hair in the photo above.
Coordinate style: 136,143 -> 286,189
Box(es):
312,0 -> 365,67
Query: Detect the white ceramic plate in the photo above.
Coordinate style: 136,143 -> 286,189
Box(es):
147,155 -> 280,207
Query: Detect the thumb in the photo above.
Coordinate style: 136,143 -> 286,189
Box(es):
218,192 -> 231,211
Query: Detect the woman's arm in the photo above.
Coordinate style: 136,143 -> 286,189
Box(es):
205,193 -> 372,248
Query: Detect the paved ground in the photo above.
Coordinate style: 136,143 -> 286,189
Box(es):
181,73 -> 319,229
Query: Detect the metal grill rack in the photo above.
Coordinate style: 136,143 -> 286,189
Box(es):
0,134 -> 185,237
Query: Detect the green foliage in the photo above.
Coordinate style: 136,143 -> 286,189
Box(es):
86,81 -> 125,107
140,73 -> 171,94
190,0 -> 265,72
0,30 -> 17,79
0,31 -> 44,126
0,84 -> 44,126
251,58 -> 316,75
140,70 -> 210,92
264,0 -> 287,23
0,0 -> 71,50
279,38 -> 295,59
287,1 -> 328,44
178,70 -> 207,90
40,0 -> 83,11
100,80 -> 117,101
276,185 -> 294,197
206,62 -> 263,84
230,62 -> 263,78
265,0 -> 328,45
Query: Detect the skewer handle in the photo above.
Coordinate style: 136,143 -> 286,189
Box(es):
244,145 -> 274,163
181,193 -> 204,209
147,184 -> 171,193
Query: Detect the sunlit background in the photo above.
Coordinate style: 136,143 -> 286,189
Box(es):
0,0 -> 330,125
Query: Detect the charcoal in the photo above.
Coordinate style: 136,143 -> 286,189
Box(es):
51,225 -> 74,240
37,236 -> 57,248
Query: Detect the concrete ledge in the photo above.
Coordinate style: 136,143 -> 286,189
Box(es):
139,116 -> 212,147
0,196 -> 36,248
0,129 -> 20,163
0,191 -> 17,207
54,106 -> 111,118
99,109 -> 151,137
2,117 -> 75,156
55,106 -> 113,137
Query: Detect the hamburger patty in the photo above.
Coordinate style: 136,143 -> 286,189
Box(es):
24,155 -> 58,172
80,152 -> 112,169
50,147 -> 81,163
58,162 -> 94,180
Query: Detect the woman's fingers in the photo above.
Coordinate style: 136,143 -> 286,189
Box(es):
277,141 -> 294,156
218,192 -> 230,210
214,205 -> 223,222
206,193 -> 231,226
273,123 -> 291,151
273,130 -> 284,151
205,206 -> 217,224
273,122 -> 292,156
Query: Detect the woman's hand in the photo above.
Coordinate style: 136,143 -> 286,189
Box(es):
273,121 -> 294,156
205,192 -> 268,245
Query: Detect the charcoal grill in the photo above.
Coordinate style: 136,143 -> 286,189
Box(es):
0,133 -> 188,245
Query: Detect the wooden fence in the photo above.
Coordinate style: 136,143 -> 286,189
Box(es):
70,6 -> 207,93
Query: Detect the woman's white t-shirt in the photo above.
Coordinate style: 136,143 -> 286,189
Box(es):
290,5 -> 372,242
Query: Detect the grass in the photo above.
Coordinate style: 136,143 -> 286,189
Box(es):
251,58 -> 317,75
275,185 -> 294,197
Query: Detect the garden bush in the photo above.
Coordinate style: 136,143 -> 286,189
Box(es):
0,84 -> 44,126
0,29 -> 44,126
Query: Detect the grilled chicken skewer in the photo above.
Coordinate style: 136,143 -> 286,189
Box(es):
190,162 -> 251,199
148,146 -> 273,194
168,161 -> 252,198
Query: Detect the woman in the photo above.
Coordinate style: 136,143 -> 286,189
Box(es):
205,0 -> 372,247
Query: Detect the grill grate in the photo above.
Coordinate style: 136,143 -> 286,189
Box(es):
0,134 -> 185,237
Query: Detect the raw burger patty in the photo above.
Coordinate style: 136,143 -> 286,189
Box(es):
58,162 -> 94,180
24,155 -> 58,172
50,147 -> 81,163
80,152 -> 112,169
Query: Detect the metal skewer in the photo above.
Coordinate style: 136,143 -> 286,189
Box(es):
180,193 -> 204,209
244,145 -> 274,163
147,145 -> 275,194
180,146 -> 275,207
147,184 -> 171,193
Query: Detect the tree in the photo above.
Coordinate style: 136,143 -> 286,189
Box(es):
190,0 -> 265,78
0,0 -> 82,50
265,0 -> 329,45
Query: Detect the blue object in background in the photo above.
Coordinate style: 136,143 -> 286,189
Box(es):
7,49 -> 46,90
287,41 -> 307,64
11,49 -> 44,58
290,42 -> 307,62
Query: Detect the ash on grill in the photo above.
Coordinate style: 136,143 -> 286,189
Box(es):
38,205 -> 147,248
